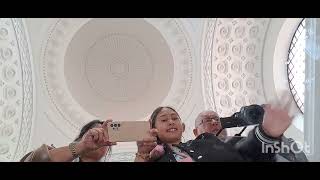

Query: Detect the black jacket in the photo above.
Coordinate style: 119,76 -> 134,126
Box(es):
153,125 -> 280,162
225,135 -> 308,162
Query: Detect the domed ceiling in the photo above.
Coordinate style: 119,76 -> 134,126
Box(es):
40,18 -> 194,138
64,18 -> 174,121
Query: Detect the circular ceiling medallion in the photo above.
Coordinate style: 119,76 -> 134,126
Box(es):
41,18 -> 193,138
64,18 -> 174,120
84,34 -> 153,102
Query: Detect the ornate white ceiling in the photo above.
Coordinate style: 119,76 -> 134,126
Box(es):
0,18 -> 305,162
39,18 -> 195,139
0,18 -> 34,161
201,18 -> 269,116
201,18 -> 271,135
64,18 -> 174,121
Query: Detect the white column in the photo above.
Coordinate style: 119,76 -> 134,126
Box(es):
304,18 -> 320,161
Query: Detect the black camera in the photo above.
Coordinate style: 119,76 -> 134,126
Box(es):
220,104 -> 265,129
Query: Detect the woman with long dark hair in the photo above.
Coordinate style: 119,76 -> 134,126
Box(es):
21,119 -> 116,162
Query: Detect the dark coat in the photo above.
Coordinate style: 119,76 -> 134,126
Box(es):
153,125 -> 278,162
225,135 -> 308,162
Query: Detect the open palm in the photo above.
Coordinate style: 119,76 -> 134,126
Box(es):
262,93 -> 295,138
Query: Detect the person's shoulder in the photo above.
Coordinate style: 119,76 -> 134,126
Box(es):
224,136 -> 246,146
20,144 -> 54,162
192,133 -> 222,143
197,132 -> 218,139
225,136 -> 246,141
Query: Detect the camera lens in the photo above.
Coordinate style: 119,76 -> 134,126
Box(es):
110,124 -> 113,127
118,124 -> 121,127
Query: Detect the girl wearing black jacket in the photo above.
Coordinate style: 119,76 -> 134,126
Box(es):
135,100 -> 294,162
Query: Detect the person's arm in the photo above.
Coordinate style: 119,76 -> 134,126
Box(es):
134,152 -> 150,162
20,144 -> 53,162
48,142 -> 87,162
235,98 -> 294,161
21,141 -> 92,162
235,125 -> 280,161
134,129 -> 158,162
22,120 -> 116,162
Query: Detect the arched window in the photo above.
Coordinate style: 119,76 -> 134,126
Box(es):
287,18 -> 306,113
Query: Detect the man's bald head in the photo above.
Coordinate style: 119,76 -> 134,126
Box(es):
194,110 -> 220,128
193,110 -> 227,140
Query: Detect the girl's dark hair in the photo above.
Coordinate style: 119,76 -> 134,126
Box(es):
74,120 -> 103,142
149,106 -> 181,128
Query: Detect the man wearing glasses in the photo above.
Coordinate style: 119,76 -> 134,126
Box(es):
193,110 -> 228,141
193,110 -> 308,162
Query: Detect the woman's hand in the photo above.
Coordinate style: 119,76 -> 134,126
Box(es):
135,129 -> 158,161
149,145 -> 165,160
77,120 -> 116,155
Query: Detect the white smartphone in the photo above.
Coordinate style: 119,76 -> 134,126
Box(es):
107,121 -> 150,142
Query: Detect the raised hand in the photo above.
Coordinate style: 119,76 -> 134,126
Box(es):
262,92 -> 296,138
135,129 -> 158,161
77,119 -> 116,155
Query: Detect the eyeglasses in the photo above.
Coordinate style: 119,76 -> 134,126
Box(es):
198,117 -> 220,126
